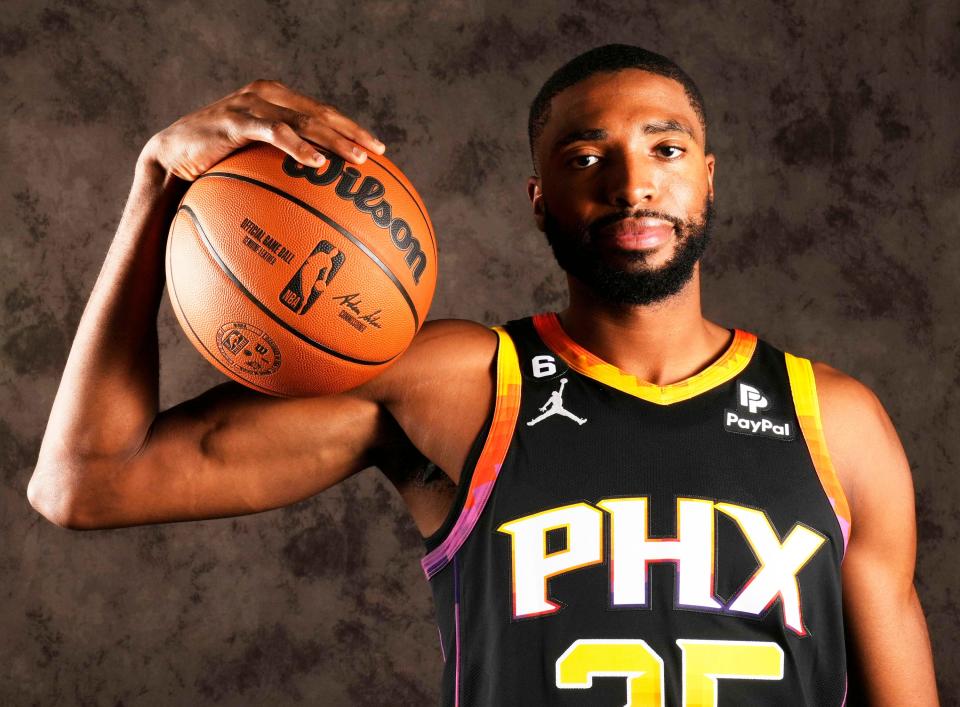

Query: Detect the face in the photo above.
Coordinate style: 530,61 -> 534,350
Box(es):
528,69 -> 716,306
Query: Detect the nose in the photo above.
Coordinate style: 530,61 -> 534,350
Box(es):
604,151 -> 657,209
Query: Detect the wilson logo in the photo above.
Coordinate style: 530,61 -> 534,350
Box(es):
282,155 -> 428,284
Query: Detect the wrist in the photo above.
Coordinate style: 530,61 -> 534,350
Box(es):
135,135 -> 187,198
136,133 -> 164,175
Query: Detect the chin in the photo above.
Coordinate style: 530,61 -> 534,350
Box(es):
599,245 -> 677,272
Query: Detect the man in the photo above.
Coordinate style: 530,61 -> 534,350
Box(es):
28,45 -> 938,705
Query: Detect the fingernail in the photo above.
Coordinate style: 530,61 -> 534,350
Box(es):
352,146 -> 363,157
313,152 -> 326,164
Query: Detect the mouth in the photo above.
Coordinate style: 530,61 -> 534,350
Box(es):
594,217 -> 676,251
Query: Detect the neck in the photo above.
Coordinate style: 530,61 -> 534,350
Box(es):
558,267 -> 732,386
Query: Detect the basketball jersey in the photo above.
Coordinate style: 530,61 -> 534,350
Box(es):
421,313 -> 851,707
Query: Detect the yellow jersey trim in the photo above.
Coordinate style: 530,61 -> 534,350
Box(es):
785,353 -> 852,555
421,326 -> 522,578
532,312 -> 757,406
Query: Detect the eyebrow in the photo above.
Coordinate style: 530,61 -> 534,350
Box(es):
552,119 -> 697,152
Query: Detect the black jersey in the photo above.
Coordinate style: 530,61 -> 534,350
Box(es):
421,313 -> 851,707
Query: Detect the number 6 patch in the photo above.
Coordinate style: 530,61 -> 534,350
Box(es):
524,353 -> 568,381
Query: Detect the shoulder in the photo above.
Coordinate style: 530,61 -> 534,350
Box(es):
404,318 -> 499,362
811,361 -> 886,429
357,318 -> 499,404
810,360 -> 909,520
356,318 -> 504,487
411,317 -> 500,352
811,361 -> 892,444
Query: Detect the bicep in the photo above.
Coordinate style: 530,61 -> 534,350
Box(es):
73,317 -> 494,530
817,366 -> 938,705
84,381 -> 396,528
829,379 -> 916,592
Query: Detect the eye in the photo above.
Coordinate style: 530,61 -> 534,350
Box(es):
657,145 -> 685,159
569,154 -> 600,169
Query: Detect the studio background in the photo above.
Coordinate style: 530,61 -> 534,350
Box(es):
2,1 -> 957,704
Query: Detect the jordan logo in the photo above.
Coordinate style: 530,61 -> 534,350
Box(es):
280,239 -> 346,315
527,378 -> 587,427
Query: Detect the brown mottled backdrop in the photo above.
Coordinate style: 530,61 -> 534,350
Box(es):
1,0 -> 957,704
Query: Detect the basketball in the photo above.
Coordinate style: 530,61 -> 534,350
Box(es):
165,142 -> 437,397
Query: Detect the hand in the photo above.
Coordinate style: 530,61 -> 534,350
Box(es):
140,79 -> 385,181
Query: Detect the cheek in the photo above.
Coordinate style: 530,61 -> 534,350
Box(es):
661,170 -> 708,215
543,177 -> 592,220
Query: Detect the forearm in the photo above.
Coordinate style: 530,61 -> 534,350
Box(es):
30,147 -> 186,508
28,83 -> 391,527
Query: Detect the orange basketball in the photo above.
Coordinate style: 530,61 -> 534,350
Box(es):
165,142 -> 437,397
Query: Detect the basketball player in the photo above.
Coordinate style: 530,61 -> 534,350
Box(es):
28,45 -> 938,705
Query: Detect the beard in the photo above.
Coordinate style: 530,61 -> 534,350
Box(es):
543,194 -> 715,306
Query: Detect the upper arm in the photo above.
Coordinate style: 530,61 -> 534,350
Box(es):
62,381 -> 396,528
49,317 -> 496,530
815,364 -> 916,584
369,318 -> 498,483
814,363 -> 938,705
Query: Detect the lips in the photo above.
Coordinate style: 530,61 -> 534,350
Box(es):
595,218 -> 675,251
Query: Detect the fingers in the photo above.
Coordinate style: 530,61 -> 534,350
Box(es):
304,122 -> 384,165
313,106 -> 386,160
237,79 -> 385,164
245,113 -> 329,169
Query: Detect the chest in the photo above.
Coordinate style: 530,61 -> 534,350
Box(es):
484,374 -> 842,634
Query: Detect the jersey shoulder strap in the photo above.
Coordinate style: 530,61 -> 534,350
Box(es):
502,315 -> 571,383
783,351 -> 852,554
420,324 -> 523,579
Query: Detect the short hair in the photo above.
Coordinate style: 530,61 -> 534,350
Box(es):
527,44 -> 708,172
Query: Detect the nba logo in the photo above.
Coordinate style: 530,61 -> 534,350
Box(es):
280,239 -> 346,315
220,328 -> 249,355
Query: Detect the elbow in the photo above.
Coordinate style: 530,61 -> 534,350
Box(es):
26,474 -> 72,528
27,463 -> 103,530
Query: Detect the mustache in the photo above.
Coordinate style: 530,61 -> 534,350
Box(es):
586,209 -> 685,238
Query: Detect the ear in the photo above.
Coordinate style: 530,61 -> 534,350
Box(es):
527,175 -> 545,232
704,153 -> 716,201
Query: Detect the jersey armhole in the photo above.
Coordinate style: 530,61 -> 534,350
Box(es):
421,414 -> 493,552
785,352 -> 853,558
420,326 -> 522,579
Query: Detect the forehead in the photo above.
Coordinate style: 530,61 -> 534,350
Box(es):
541,69 -> 703,150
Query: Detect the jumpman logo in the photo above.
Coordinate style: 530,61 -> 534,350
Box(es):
527,378 -> 587,427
